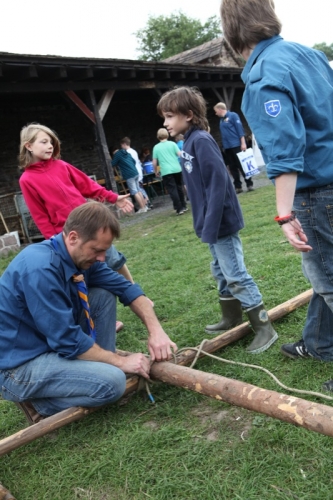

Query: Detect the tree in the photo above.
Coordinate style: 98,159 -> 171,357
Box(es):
313,42 -> 333,61
135,11 -> 222,61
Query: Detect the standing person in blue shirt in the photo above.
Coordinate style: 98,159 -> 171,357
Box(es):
221,0 -> 333,388
0,202 -> 177,423
156,86 -> 278,354
214,102 -> 254,193
112,145 -> 147,213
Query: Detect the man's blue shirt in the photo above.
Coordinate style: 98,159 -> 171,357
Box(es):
219,111 -> 245,149
0,233 -> 144,369
241,35 -> 333,189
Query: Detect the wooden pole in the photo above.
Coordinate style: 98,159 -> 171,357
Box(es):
150,362 -> 333,437
0,290 -> 313,456
0,483 -> 16,500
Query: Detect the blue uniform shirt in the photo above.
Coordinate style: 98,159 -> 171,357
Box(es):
0,233 -> 144,369
219,111 -> 245,149
241,35 -> 333,190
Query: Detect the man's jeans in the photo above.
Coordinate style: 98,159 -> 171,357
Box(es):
294,185 -> 333,360
0,288 -> 126,416
209,232 -> 262,309
106,245 -> 126,271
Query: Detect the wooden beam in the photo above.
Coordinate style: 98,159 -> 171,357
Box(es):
88,89 -> 116,192
150,362 -> 333,437
0,483 -> 16,499
97,89 -> 115,121
64,90 -> 96,124
212,88 -> 223,102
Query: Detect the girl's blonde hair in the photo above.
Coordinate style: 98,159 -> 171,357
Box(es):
18,123 -> 61,169
157,128 -> 169,140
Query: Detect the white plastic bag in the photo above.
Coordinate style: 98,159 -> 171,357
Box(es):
236,148 -> 260,179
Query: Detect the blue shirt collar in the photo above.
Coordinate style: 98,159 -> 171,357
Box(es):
49,232 -> 79,282
241,35 -> 283,83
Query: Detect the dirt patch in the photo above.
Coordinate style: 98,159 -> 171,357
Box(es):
191,401 -> 253,442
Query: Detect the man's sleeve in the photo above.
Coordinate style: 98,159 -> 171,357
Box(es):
111,151 -> 119,167
232,113 -> 246,139
242,81 -> 305,179
86,263 -> 145,306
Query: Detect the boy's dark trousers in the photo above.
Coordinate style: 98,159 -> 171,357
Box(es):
162,172 -> 186,213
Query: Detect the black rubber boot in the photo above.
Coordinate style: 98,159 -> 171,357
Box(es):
246,303 -> 278,353
205,296 -> 243,335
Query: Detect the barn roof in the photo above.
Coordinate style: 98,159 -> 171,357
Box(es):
0,50 -> 243,94
162,37 -> 243,68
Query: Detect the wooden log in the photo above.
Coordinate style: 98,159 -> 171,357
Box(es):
150,362 -> 333,438
0,377 -> 139,458
0,483 -> 16,500
0,290 -> 312,456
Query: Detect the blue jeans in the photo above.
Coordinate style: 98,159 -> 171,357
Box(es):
126,175 -> 140,196
294,185 -> 333,360
0,288 -> 126,416
209,232 -> 262,309
106,244 -> 126,271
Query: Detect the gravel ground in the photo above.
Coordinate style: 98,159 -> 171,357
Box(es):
119,166 -> 272,228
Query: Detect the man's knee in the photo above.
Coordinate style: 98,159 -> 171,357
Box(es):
94,365 -> 127,404
106,245 -> 127,271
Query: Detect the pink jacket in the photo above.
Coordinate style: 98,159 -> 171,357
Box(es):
19,159 -> 118,238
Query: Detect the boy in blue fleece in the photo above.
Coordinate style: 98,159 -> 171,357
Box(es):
156,86 -> 277,354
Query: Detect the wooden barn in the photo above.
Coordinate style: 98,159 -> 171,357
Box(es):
0,37 -> 246,240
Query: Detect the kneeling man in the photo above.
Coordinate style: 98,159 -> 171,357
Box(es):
0,202 -> 177,422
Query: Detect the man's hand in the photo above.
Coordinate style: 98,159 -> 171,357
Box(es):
118,353 -> 151,379
115,194 -> 134,214
129,295 -> 178,362
147,327 -> 178,362
77,344 -> 151,378
240,137 -> 247,151
281,218 -> 313,252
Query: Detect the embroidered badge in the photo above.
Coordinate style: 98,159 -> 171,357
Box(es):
264,100 -> 281,117
184,161 -> 193,173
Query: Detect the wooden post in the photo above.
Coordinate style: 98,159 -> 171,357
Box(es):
0,483 -> 16,500
0,290 -> 313,456
150,362 -> 333,437
88,90 -> 116,192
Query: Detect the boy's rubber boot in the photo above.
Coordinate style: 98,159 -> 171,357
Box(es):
246,303 -> 278,353
205,296 -> 243,334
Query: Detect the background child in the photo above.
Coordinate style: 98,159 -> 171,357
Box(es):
18,123 -> 146,331
156,86 -> 277,354
111,140 -> 147,213
152,128 -> 187,216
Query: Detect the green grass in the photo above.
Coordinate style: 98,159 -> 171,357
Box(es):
1,185 -> 333,499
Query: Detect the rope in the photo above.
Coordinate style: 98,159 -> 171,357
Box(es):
170,339 -> 333,402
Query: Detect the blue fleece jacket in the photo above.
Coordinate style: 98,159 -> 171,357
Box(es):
181,127 -> 244,244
